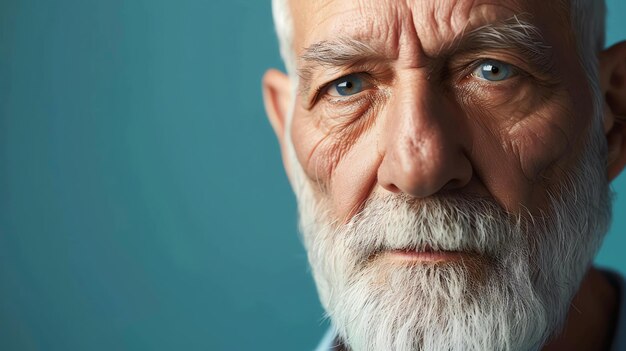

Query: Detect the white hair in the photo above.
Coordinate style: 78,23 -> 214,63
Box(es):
271,0 -> 296,77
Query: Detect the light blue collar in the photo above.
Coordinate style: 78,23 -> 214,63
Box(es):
315,328 -> 338,351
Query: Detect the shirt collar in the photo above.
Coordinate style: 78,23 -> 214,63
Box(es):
315,327 -> 339,351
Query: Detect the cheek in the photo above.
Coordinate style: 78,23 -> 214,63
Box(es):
462,87 -> 586,213
290,109 -> 334,189
326,131 -> 382,221
508,112 -> 570,183
290,103 -> 383,221
508,88 -> 592,182
494,114 -> 571,212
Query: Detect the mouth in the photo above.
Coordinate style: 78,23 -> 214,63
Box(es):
374,245 -> 483,265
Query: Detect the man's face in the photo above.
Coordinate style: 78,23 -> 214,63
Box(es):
289,0 -> 594,220
265,0 -> 623,350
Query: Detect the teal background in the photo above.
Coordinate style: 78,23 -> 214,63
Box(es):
0,1 -> 624,350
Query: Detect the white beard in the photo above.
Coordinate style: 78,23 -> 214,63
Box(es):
290,129 -> 612,351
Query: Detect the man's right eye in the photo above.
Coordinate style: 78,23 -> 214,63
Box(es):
326,74 -> 372,97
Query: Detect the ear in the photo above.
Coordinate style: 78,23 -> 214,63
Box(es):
262,69 -> 293,177
600,41 -> 626,181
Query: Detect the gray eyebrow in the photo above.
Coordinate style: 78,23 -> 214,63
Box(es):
457,15 -> 554,72
300,37 -> 380,67
297,37 -> 381,95
297,15 -> 554,96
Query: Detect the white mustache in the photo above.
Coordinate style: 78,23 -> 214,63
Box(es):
327,193 -> 524,266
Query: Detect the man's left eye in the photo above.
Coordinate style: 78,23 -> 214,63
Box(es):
471,60 -> 515,82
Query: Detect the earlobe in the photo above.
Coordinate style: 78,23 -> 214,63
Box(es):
262,69 -> 292,145
599,41 -> 626,181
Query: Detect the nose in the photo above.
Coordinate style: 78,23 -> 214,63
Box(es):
377,78 -> 473,198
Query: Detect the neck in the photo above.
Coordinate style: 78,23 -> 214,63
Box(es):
542,267 -> 619,351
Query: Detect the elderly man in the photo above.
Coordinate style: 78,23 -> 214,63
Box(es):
262,0 -> 626,349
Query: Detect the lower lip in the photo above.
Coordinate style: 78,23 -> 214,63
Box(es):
382,250 -> 472,263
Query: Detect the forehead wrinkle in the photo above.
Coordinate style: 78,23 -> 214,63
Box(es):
298,1 -> 403,55
413,2 -> 522,54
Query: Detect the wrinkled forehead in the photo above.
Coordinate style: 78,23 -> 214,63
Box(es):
289,0 -> 569,58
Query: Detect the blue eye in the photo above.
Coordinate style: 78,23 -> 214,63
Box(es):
472,60 -> 514,81
328,74 -> 366,97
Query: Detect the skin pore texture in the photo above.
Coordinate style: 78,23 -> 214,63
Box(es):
263,0 -> 626,350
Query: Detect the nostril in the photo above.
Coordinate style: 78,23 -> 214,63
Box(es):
442,178 -> 463,192
382,182 -> 401,194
